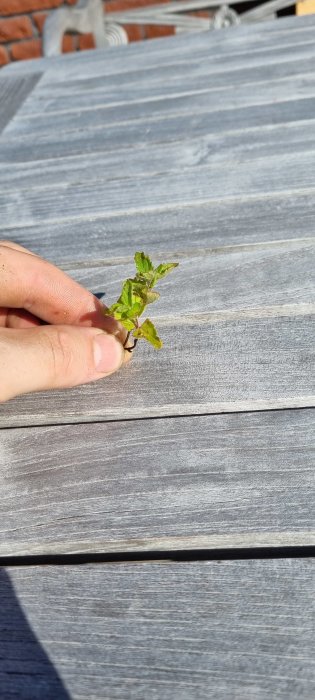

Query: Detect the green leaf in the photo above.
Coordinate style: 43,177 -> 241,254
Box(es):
134,271 -> 155,288
134,251 -> 154,274
126,301 -> 145,317
103,302 -> 127,319
105,302 -> 143,325
153,262 -> 179,284
129,279 -> 150,296
144,290 -> 160,304
133,318 -> 163,349
103,252 -> 179,351
120,317 -> 136,331
118,279 -> 136,307
133,284 -> 160,304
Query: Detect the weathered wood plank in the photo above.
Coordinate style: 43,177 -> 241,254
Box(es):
4,13 -> 315,80
19,56 -> 315,117
0,313 -> 314,428
0,150 -> 315,229
51,240 -> 315,318
2,192 -> 315,264
0,75 -> 41,135
0,409 -> 314,554
1,97 -> 314,163
28,35 -> 315,85
0,127 -> 314,193
8,73 -> 315,138
0,566 -> 70,699
1,560 -> 314,699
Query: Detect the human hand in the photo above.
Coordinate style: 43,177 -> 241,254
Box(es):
0,241 -> 128,402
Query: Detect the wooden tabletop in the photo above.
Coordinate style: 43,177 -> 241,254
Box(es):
0,14 -> 314,699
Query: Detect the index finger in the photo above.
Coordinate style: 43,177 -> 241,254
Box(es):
0,242 -> 122,337
0,240 -> 39,255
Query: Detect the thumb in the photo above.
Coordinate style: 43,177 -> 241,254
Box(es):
0,325 -> 125,402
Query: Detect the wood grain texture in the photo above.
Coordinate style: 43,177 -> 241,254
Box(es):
25,33 -> 315,85
4,30 -> 315,138
18,57 -> 315,117
2,96 -> 315,163
0,75 -> 41,135
2,113 -> 315,192
0,409 -> 314,554
1,560 -> 315,699
0,313 -> 314,429
49,240 -> 315,317
1,150 -> 315,229
8,74 -> 315,139
0,126 -> 314,193
3,192 -> 315,264
0,23 -> 313,700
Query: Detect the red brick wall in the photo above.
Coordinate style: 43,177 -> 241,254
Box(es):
0,0 -> 189,67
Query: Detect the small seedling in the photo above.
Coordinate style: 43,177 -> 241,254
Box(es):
103,252 -> 179,352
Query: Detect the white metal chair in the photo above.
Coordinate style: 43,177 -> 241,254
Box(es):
43,0 -> 298,57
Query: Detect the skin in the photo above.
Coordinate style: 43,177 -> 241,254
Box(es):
0,241 -> 130,403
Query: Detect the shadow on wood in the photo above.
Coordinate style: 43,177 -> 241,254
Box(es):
0,569 -> 70,700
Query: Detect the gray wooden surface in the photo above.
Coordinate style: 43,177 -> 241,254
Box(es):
0,74 -> 41,134
2,193 -> 314,264
1,313 -> 314,428
17,57 -> 315,116
7,74 -> 315,137
0,12 -> 314,699
3,153 -> 315,228
1,560 -> 314,699
0,409 -> 314,556
3,99 -> 315,164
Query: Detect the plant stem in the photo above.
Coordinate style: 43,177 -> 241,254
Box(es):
123,331 -> 138,353
123,331 -> 131,348
125,339 -> 138,353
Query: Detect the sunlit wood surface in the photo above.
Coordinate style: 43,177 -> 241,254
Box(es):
0,14 -> 314,698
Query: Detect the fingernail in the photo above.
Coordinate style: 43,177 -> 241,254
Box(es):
93,333 -> 124,373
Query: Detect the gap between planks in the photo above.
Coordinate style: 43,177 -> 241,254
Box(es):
2,533 -> 315,558
1,545 -> 315,567
2,398 -> 315,431
0,402 -> 314,433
